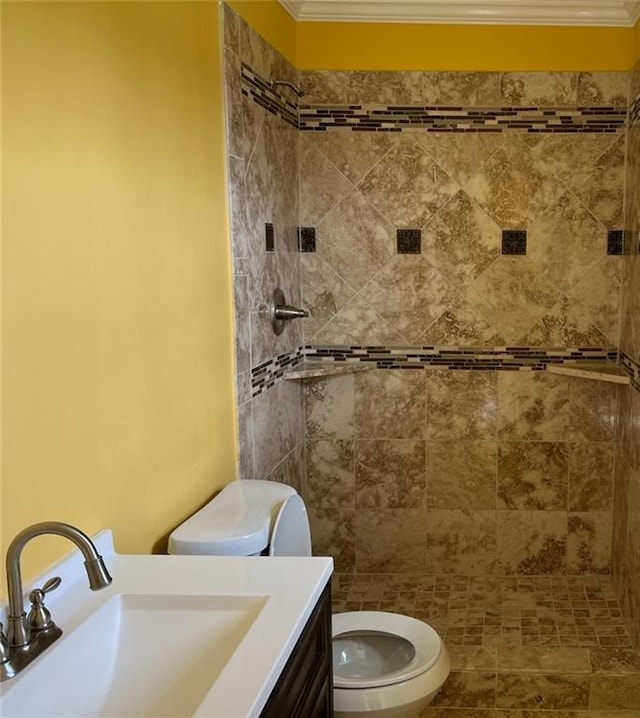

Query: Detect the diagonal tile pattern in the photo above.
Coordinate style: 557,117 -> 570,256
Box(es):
358,135 -> 460,228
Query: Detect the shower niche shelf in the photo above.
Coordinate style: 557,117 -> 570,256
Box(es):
546,362 -> 630,384
284,362 -> 371,381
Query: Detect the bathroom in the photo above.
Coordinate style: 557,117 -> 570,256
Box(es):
3,0 -> 640,715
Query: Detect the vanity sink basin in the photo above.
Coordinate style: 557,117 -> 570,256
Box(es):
2,593 -> 267,717
0,531 -> 333,717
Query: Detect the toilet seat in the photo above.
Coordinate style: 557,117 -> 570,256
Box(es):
332,612 -> 442,689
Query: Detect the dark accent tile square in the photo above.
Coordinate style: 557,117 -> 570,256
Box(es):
502,229 -> 527,255
397,229 -> 421,254
297,227 -> 316,252
607,229 -> 624,255
265,223 -> 274,252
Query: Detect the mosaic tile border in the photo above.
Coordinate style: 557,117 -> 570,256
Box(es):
240,63 -> 627,135
303,345 -> 618,371
298,104 -> 626,134
250,345 -> 620,395
251,347 -> 303,397
621,351 -> 640,391
241,63 -> 298,130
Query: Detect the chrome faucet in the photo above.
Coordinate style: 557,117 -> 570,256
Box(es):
0,521 -> 112,681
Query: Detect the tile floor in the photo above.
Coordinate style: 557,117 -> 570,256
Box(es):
332,574 -> 632,649
332,573 -> 640,716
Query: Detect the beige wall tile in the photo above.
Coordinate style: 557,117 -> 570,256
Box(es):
361,256 -> 458,344
527,192 -> 606,293
415,133 -> 504,189
423,190 -> 501,287
355,370 -> 426,438
422,72 -> 502,106
313,295 -> 401,346
301,253 -> 356,339
465,136 -> 563,227
252,379 -> 303,477
577,72 -> 629,106
568,257 -> 622,346
266,443 -> 304,493
467,258 -> 560,342
355,439 -> 426,509
426,370 -> 498,440
316,189 -> 395,291
497,511 -> 567,575
304,373 -> 354,439
618,384 -> 640,471
299,134 -> 354,226
427,509 -> 497,574
356,508 -> 427,572
427,440 -> 498,510
526,132 -> 621,188
568,442 -> 614,511
299,70 -> 349,104
424,296 -> 505,346
358,135 -> 459,228
567,135 -> 625,229
498,442 -> 569,511
568,378 -> 617,442
347,70 -> 423,104
309,130 -> 396,185
501,72 -> 578,106
567,512 -> 612,574
305,439 -> 354,509
521,299 -> 608,349
498,372 -> 569,442
309,505 -> 355,571
222,3 -> 239,53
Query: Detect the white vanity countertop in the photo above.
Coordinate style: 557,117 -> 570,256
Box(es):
0,531 -> 333,718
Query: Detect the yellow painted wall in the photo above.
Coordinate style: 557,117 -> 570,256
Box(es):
2,0 -> 236,592
221,1 -> 634,71
296,22 -> 634,71
227,0 -> 296,64
634,15 -> 640,64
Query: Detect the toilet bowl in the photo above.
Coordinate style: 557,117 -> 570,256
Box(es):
168,480 -> 450,717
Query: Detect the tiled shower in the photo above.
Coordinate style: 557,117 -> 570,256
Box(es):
222,2 -> 640,711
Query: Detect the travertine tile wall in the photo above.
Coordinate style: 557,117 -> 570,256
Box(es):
305,369 -> 617,576
221,6 -> 634,603
222,5 -> 304,489
298,70 -> 627,577
298,71 -> 626,346
613,68 -> 640,645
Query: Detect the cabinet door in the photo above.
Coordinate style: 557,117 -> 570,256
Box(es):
260,582 -> 333,718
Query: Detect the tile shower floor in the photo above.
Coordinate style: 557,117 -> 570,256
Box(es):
332,573 -> 640,716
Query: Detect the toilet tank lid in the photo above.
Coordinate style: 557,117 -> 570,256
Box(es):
168,480 -> 297,556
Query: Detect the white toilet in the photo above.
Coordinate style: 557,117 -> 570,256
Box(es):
168,480 -> 450,718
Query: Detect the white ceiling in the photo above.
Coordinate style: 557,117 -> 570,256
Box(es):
279,0 -> 640,26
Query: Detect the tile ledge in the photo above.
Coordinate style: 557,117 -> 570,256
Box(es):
283,361 -> 372,380
546,361 -> 630,384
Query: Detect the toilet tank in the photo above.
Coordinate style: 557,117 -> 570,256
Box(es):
168,480 -> 297,556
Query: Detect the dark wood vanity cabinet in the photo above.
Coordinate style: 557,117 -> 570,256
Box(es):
260,582 -> 333,718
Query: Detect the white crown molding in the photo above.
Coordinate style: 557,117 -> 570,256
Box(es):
279,0 -> 640,26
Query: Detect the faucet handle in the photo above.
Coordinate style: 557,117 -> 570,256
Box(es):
27,576 -> 62,631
